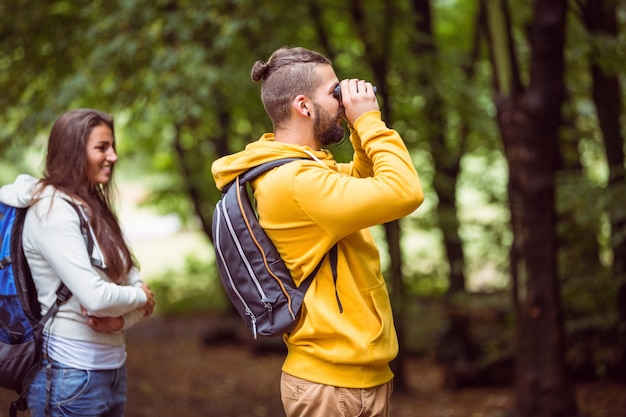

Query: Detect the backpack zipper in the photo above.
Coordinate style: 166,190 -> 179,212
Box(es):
214,202 -> 260,333
220,200 -> 272,304
249,308 -> 257,339
233,178 -> 291,324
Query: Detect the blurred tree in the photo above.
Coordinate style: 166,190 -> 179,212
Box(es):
408,0 -> 487,389
576,0 -> 626,381
410,0 -> 468,296
483,0 -> 578,415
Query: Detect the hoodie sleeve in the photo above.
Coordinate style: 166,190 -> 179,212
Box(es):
296,111 -> 423,239
257,111 -> 423,245
337,121 -> 375,179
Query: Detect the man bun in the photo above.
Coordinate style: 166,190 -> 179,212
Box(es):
251,60 -> 269,82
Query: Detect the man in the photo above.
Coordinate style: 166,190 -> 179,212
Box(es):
211,46 -> 423,417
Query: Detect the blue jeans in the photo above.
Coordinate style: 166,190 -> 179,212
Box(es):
26,359 -> 127,417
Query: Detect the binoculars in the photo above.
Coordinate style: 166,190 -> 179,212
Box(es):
333,85 -> 378,100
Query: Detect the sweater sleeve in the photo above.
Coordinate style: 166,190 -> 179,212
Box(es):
25,198 -> 148,317
121,308 -> 146,330
121,269 -> 149,330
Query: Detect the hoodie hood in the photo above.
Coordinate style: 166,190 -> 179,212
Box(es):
211,133 -> 336,190
0,174 -> 72,208
0,174 -> 40,207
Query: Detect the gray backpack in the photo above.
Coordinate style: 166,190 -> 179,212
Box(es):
212,159 -> 338,339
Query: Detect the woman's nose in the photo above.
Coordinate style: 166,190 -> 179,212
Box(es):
107,149 -> 118,162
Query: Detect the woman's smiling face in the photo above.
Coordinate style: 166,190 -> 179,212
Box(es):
86,124 -> 117,185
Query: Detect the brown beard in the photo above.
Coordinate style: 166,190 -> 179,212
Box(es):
313,102 -> 345,146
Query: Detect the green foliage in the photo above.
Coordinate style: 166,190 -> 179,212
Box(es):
148,254 -> 229,316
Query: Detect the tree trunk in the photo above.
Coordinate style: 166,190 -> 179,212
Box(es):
580,0 -> 626,381
410,0 -> 467,294
385,220 -> 409,394
483,0 -> 578,415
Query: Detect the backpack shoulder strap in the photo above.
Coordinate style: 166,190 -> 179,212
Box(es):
64,202 -> 95,261
298,243 -> 338,294
62,198 -> 105,270
8,205 -> 41,323
298,244 -> 341,314
223,158 -> 305,193
37,199 -> 97,324
37,285 -> 71,326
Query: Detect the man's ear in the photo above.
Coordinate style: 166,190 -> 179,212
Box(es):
294,94 -> 311,118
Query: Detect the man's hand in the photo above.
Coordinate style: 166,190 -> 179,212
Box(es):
339,79 -> 379,126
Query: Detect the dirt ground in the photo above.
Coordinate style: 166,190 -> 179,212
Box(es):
2,314 -> 625,417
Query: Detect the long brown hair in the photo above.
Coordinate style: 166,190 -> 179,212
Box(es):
39,108 -> 136,283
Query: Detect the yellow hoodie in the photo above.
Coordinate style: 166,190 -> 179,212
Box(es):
212,111 -> 423,388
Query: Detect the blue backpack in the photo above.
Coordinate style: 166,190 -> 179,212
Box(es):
0,201 -> 92,416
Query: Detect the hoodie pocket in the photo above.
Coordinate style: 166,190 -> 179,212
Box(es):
367,281 -> 399,362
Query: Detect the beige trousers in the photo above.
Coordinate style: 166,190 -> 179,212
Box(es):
280,372 -> 393,417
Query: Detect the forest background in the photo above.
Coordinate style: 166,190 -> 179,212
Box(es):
0,1 -> 625,416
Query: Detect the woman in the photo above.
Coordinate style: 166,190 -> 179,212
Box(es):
0,109 -> 155,417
